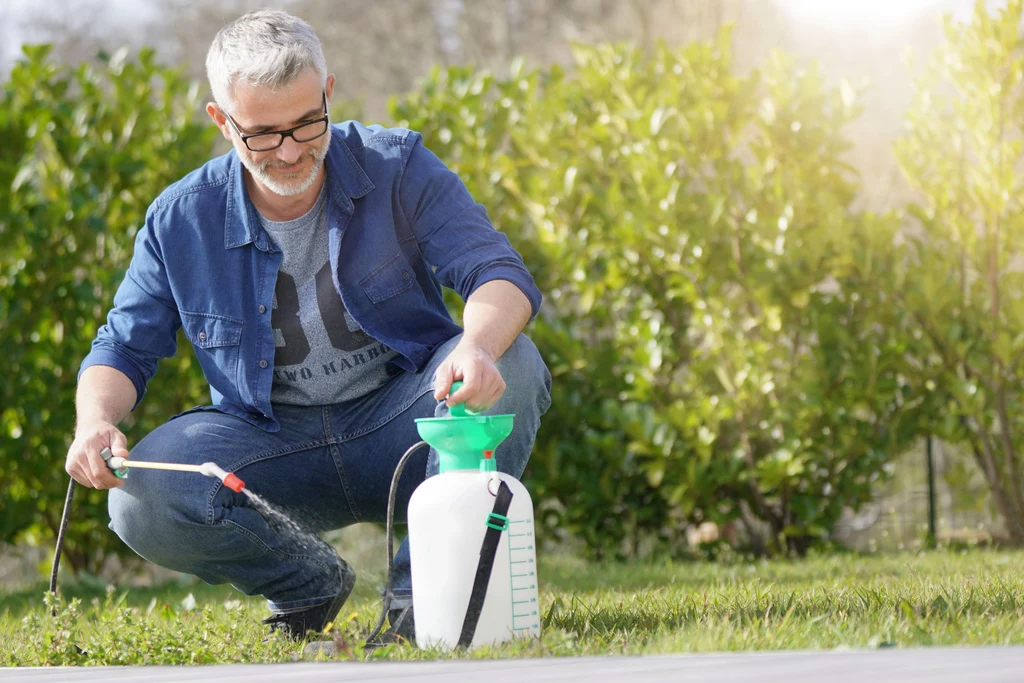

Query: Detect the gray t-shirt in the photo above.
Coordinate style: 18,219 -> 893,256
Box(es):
259,180 -> 399,405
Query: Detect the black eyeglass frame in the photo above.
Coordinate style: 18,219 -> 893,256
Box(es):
223,91 -> 330,152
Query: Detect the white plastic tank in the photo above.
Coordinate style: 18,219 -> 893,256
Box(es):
408,468 -> 541,649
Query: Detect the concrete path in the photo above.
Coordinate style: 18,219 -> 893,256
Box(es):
3,647 -> 1023,682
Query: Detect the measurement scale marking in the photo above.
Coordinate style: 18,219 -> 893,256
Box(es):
508,519 -> 537,634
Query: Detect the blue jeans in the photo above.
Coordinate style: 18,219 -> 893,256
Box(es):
108,333 -> 551,613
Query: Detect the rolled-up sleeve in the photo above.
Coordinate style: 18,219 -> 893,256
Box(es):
398,133 -> 542,321
79,204 -> 181,409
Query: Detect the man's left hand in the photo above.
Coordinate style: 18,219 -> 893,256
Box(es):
434,341 -> 506,413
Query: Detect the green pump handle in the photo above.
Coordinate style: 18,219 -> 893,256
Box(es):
447,380 -> 477,417
444,381 -> 500,472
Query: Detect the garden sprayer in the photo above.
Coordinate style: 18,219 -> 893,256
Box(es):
406,381 -> 541,648
50,380 -> 540,650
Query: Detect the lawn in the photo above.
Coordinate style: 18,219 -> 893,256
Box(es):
2,549 -> 1024,665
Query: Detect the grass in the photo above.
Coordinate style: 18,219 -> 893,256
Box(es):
3,548 -> 1024,665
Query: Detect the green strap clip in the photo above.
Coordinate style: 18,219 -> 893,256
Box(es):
486,512 -> 509,532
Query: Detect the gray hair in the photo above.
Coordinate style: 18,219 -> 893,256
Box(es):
206,8 -> 327,113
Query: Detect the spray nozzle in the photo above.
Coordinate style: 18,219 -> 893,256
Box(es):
199,462 -> 246,492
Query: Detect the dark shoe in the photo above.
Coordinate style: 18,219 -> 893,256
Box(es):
365,604 -> 415,649
263,559 -> 356,641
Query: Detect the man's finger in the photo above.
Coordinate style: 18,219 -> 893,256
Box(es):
67,449 -> 97,488
449,363 -> 478,407
434,364 -> 455,400
483,374 -> 506,411
66,464 -> 90,488
483,382 -> 504,412
112,431 -> 130,458
80,464 -> 102,490
108,439 -> 129,487
87,448 -> 122,490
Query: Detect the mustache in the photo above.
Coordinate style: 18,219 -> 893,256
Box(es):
260,154 -> 312,171
257,145 -> 327,172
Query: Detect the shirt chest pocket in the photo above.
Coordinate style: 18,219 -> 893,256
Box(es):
359,251 -> 416,303
181,311 -> 244,347
179,310 -> 244,391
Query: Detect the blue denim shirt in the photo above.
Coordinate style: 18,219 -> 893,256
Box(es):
80,122 -> 542,433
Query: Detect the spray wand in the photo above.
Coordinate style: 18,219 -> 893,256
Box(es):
49,448 -> 246,608
100,448 -> 246,492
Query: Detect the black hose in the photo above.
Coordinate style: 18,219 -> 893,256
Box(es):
49,478 -> 76,615
364,439 -> 429,648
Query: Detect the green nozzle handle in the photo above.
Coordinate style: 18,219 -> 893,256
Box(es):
100,447 -> 128,479
447,380 -> 477,417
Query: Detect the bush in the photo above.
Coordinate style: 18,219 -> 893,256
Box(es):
892,0 -> 1024,542
390,32 -> 926,557
0,45 -> 216,572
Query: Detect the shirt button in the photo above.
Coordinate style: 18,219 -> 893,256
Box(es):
402,271 -> 410,280
258,305 -> 267,314
259,360 -> 268,369
198,331 -> 207,342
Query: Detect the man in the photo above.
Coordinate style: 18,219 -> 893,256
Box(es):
65,8 -> 551,647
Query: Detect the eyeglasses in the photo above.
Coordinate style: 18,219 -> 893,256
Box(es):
223,92 -> 330,152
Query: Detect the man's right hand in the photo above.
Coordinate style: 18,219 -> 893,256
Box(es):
66,422 -> 130,489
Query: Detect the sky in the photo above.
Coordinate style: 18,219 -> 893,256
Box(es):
2,0 -> 157,68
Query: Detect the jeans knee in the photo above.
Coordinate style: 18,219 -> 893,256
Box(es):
109,486 -> 170,563
497,334 -> 552,415
108,473 -> 210,567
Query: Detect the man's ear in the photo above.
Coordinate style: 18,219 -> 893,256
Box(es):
205,102 -> 232,141
325,74 -> 336,105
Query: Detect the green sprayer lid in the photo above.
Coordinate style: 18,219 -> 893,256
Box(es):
415,381 -> 514,473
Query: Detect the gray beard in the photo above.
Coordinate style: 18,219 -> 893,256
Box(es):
241,127 -> 331,197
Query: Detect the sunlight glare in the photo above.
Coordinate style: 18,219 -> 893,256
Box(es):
775,0 -> 945,28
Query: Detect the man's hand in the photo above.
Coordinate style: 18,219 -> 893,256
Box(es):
434,341 -> 507,413
66,422 -> 130,489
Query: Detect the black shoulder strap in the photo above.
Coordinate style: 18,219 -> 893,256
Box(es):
457,480 -> 514,649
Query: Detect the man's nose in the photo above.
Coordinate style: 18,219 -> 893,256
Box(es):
276,136 -> 303,164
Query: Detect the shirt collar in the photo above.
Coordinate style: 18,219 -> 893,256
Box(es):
224,127 -> 375,250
